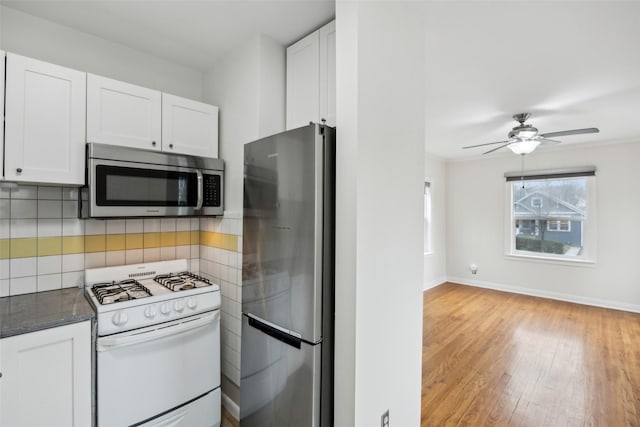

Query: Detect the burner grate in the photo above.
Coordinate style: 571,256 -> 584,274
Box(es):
154,271 -> 213,291
92,279 -> 151,305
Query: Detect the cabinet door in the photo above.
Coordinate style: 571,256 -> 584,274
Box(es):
319,20 -> 336,127
4,53 -> 86,185
162,93 -> 219,158
0,321 -> 91,427
0,51 -> 5,173
87,73 -> 162,151
286,30 -> 320,130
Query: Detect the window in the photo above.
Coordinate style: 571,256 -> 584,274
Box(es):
547,220 -> 570,232
506,168 -> 595,261
424,181 -> 432,254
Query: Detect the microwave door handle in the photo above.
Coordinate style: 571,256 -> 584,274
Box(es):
195,169 -> 203,210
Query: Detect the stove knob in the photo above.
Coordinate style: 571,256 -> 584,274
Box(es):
174,300 -> 185,313
112,311 -> 128,327
144,305 -> 157,319
160,303 -> 171,315
187,297 -> 198,310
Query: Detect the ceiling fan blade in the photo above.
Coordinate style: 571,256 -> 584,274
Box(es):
538,138 -> 562,145
462,140 -> 511,149
539,128 -> 599,138
483,142 -> 511,155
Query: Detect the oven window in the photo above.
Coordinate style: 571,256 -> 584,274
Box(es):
96,165 -> 198,206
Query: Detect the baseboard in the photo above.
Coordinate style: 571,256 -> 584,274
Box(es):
222,392 -> 240,421
447,276 -> 640,314
424,277 -> 447,291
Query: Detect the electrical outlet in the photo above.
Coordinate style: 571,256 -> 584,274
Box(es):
381,410 -> 389,427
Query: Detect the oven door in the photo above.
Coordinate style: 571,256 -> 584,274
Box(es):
96,310 -> 221,427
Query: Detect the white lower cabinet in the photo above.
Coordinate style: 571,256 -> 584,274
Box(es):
0,321 -> 91,427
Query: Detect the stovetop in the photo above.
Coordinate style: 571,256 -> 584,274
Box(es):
85,260 -> 221,336
90,271 -> 215,305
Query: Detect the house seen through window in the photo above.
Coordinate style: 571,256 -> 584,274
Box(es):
508,169 -> 595,260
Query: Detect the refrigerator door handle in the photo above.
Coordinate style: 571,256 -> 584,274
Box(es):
247,315 -> 302,349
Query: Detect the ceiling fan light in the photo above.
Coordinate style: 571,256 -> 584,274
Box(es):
508,139 -> 540,155
517,129 -> 537,139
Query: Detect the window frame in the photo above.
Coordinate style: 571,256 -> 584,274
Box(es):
424,180 -> 433,256
504,171 -> 597,265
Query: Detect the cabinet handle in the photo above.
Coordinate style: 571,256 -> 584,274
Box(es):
16,168 -> 22,173
152,141 -> 157,146
169,144 -> 174,149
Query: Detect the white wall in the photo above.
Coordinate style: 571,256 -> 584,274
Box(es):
203,34 -> 285,215
0,6 -> 203,100
335,2 -> 425,426
424,153 -> 447,289
446,141 -> 640,311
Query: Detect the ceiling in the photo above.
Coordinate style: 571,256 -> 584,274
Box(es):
1,0 -> 335,71
2,1 -> 640,160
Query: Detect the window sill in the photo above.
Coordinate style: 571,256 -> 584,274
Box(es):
504,252 -> 596,267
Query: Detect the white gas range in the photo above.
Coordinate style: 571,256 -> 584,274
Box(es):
85,259 -> 221,427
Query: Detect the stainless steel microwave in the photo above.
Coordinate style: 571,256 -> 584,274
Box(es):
80,143 -> 224,218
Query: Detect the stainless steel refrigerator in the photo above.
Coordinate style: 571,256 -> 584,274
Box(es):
240,123 -> 335,427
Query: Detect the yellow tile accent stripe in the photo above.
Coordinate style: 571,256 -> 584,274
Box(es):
38,237 -> 62,257
126,233 -> 143,250
144,232 -> 160,248
0,230 -> 221,259
106,234 -> 126,251
10,238 -> 37,258
161,232 -> 176,247
85,235 -> 105,253
63,236 -> 85,255
199,231 -> 238,252
0,239 -> 9,260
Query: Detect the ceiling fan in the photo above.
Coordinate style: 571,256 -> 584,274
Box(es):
462,113 -> 599,155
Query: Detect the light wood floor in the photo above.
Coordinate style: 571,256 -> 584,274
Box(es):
421,283 -> 640,426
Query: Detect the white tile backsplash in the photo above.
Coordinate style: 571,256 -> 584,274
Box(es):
85,219 -> 106,235
38,219 -> 62,237
160,218 -> 176,232
37,255 -> 62,275
10,219 -> 37,238
62,253 -> 85,272
37,273 -> 62,292
126,219 -> 143,233
62,201 -> 78,218
106,250 -> 126,266
11,199 -> 37,219
38,186 -> 62,200
11,185 -> 37,200
10,257 -> 37,278
38,200 -> 62,219
62,218 -> 84,236
62,271 -> 84,288
106,219 -> 126,234
10,276 -> 37,295
144,218 -> 160,233
0,279 -> 9,297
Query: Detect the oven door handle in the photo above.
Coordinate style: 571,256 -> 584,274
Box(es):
97,311 -> 219,352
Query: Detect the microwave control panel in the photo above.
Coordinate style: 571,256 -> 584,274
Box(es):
203,174 -> 221,207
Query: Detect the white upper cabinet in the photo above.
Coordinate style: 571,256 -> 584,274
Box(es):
87,74 -> 162,151
4,53 -> 86,185
0,51 -> 5,170
0,321 -> 91,427
286,30 -> 320,130
162,93 -> 219,158
319,20 -> 336,128
286,20 -> 336,130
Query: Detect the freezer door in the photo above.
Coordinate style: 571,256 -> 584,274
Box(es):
243,124 -> 331,342
240,314 -> 322,427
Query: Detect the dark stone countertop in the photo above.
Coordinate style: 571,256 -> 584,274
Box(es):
0,287 -> 94,339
